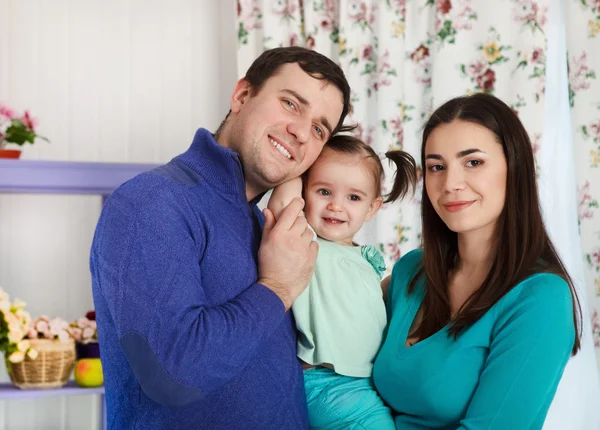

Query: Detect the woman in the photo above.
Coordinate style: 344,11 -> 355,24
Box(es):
373,93 -> 582,429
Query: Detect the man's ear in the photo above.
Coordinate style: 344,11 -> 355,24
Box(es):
230,78 -> 253,114
365,197 -> 383,222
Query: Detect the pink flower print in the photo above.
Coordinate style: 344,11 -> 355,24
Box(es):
591,248 -> 600,268
387,117 -> 405,146
438,0 -> 452,14
389,0 -> 407,17
513,1 -> 548,28
355,124 -> 375,146
320,17 -> 334,31
468,59 -> 486,78
531,133 -> 541,156
238,0 -> 262,30
590,120 -> 600,140
569,52 -> 592,92
306,35 -> 315,49
385,242 -> 402,263
410,44 -> 430,62
362,44 -> 374,61
530,47 -> 544,63
578,181 -> 595,222
271,0 -> 298,16
0,104 -> 15,119
272,0 -> 286,14
348,0 -> 367,20
415,60 -> 432,87
377,50 -> 392,74
477,68 -> 496,92
593,310 -> 600,348
348,0 -> 374,25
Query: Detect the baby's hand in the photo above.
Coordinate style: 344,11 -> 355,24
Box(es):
268,177 -> 303,221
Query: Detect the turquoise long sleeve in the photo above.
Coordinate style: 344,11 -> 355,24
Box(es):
373,250 -> 575,430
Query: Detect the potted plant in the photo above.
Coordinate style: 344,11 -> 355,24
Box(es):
0,288 -> 75,389
71,311 -> 103,387
0,104 -> 49,159
0,288 -> 37,365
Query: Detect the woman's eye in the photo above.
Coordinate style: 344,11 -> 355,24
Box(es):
427,164 -> 444,172
465,160 -> 482,168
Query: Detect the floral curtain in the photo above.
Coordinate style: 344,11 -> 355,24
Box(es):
237,0 -> 549,265
567,0 -> 600,367
235,0 -> 600,426
236,0 -> 600,425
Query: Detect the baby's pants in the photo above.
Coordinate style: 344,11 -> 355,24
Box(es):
303,367 -> 395,430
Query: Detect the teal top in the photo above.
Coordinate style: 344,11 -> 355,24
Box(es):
293,237 -> 387,377
373,249 -> 575,430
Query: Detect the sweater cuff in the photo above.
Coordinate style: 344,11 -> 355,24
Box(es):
243,282 -> 287,323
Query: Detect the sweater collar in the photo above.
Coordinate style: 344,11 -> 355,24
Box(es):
175,128 -> 246,199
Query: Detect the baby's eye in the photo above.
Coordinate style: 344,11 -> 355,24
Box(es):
349,195 -> 361,201
318,189 -> 331,196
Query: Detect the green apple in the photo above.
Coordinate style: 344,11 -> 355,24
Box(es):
74,358 -> 104,387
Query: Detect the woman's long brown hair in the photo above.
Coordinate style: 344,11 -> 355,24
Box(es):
409,93 -> 582,355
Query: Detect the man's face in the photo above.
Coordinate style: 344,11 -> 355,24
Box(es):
222,63 -> 344,200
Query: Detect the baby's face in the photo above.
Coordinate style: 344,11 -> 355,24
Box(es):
304,149 -> 382,246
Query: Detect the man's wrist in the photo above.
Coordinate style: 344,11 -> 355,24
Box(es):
257,278 -> 292,310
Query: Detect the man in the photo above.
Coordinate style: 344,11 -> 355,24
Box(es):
90,47 -> 351,429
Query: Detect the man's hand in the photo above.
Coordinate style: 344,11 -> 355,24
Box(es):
258,198 -> 318,310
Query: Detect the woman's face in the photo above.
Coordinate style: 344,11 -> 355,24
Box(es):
424,120 -> 507,237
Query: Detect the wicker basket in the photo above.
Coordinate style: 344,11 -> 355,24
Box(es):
8,338 -> 76,389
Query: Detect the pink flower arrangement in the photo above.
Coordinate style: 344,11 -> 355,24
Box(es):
27,315 -> 72,343
70,312 -> 98,344
0,104 -> 49,147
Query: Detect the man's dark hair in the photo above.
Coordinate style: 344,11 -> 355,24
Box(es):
215,47 -> 353,139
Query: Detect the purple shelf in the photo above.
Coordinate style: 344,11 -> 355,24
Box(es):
0,159 -> 160,195
0,380 -> 104,400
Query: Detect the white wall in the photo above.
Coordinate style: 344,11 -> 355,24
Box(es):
0,1 -> 237,428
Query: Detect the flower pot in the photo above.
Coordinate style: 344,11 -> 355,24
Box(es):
74,342 -> 103,387
8,339 -> 76,389
0,148 -> 21,159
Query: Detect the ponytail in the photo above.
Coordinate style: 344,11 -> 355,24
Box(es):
383,150 -> 417,204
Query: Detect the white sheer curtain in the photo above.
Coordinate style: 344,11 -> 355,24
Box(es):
539,0 -> 600,427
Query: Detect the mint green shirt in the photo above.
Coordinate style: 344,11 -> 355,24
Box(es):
293,237 -> 387,377
373,249 -> 575,429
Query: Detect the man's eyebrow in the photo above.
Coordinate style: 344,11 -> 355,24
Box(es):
425,148 -> 486,160
281,89 -> 333,137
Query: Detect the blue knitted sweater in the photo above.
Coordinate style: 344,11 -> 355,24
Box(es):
90,128 -> 308,429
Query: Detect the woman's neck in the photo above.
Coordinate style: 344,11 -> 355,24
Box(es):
456,225 -> 495,272
450,228 -> 495,309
